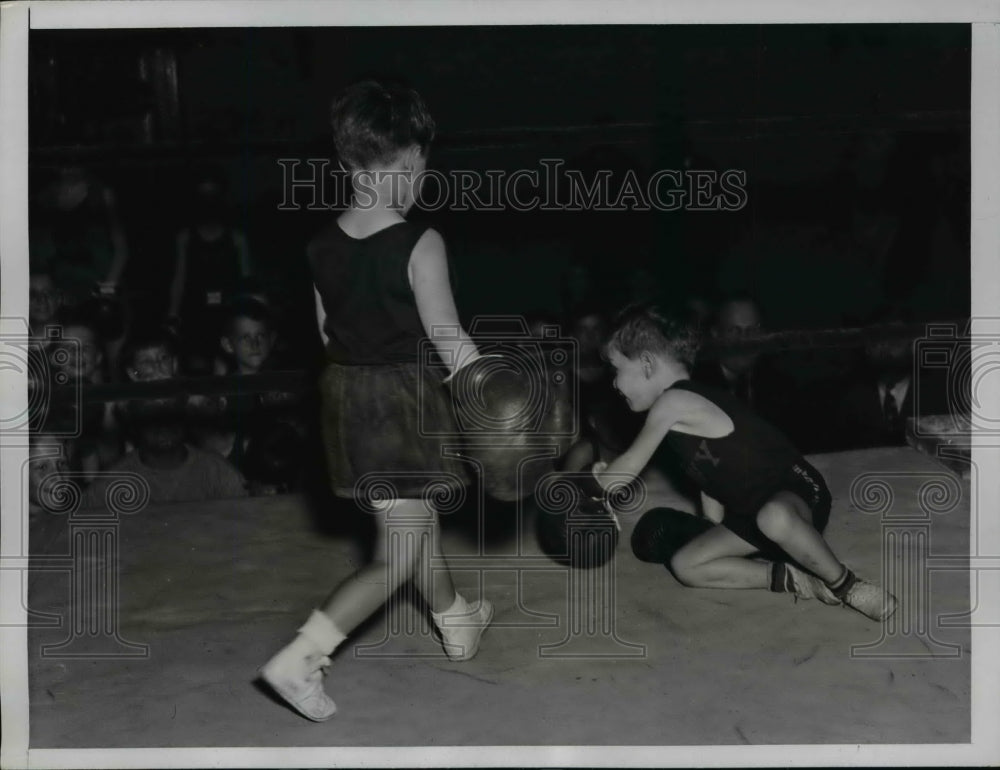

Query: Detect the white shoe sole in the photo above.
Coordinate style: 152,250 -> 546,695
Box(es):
439,599 -> 495,662
258,662 -> 337,722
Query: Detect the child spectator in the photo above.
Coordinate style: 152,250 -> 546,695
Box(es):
31,165 -> 131,376
216,296 -> 278,375
29,271 -> 63,338
28,436 -> 72,516
49,304 -> 124,481
31,165 -> 130,308
203,297 -> 304,493
82,327 -> 248,507
167,168 -> 253,375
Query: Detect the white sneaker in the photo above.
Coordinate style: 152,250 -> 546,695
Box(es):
841,576 -> 898,622
784,563 -> 841,605
435,598 -> 495,661
259,638 -> 337,721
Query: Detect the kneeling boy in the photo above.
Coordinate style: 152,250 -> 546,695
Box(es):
593,305 -> 896,621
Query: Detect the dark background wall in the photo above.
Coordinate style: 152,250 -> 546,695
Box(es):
29,24 -> 971,342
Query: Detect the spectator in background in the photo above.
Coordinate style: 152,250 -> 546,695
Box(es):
167,168 -> 253,375
50,304 -> 124,480
28,435 -> 72,517
28,272 -> 65,430
833,314 -> 950,450
52,304 -> 107,386
31,165 -> 130,306
191,298 -> 304,494
692,296 -> 802,445
29,271 -> 63,338
215,296 -> 280,376
190,298 -> 273,468
30,166 -> 131,375
82,327 -> 248,507
693,296 -> 765,404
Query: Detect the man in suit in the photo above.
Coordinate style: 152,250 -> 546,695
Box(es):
834,321 -> 951,449
692,296 -> 836,453
693,297 -> 764,402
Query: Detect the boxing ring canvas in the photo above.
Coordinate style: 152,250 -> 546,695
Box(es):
26,447 -> 970,747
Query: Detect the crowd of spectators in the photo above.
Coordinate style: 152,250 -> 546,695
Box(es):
25,149 -> 964,514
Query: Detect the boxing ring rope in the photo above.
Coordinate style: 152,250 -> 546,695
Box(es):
40,316 -> 970,406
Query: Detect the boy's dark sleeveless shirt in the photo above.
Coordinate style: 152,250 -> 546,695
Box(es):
656,379 -> 804,516
308,220 -> 430,364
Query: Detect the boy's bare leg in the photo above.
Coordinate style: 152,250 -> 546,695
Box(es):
755,490 -> 844,584
670,525 -> 765,588
411,505 -> 458,614
320,498 -> 427,632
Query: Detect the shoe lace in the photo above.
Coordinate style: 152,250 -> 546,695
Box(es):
305,655 -> 333,683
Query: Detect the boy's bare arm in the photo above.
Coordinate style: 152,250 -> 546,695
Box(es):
597,391 -> 681,487
313,285 -> 329,347
409,228 -> 480,376
701,491 -> 725,523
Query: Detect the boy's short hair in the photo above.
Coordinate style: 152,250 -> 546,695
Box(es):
223,297 -> 273,337
330,80 -> 436,170
121,326 -> 178,370
605,303 -> 701,367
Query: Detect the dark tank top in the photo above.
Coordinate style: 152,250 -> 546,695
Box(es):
657,379 -> 803,515
183,226 -> 243,309
308,220 -> 430,365
34,184 -> 116,299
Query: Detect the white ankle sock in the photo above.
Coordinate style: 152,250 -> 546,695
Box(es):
431,592 -> 470,624
296,610 -> 347,655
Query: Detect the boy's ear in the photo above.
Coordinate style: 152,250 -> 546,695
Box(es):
220,336 -> 234,355
640,350 -> 655,377
402,144 -> 423,171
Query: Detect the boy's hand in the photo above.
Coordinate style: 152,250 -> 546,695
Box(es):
569,467 -> 621,532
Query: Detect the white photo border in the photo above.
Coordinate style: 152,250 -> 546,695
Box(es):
1,2 -> 997,768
